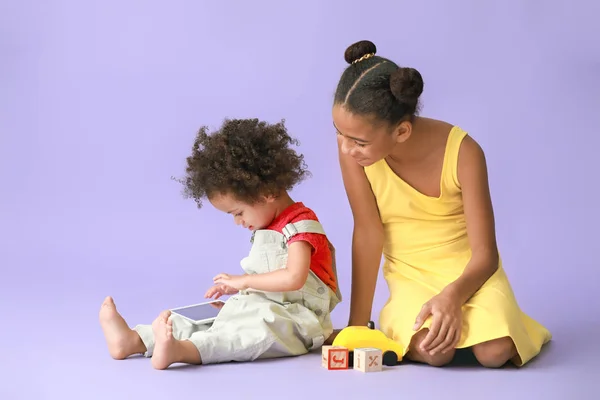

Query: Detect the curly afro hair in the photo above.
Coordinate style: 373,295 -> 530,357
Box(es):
179,118 -> 310,208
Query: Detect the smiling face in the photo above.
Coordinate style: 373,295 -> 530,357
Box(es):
332,105 -> 412,167
208,192 -> 277,231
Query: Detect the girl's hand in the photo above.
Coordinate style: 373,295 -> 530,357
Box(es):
204,283 -> 238,299
324,328 -> 342,345
213,273 -> 249,291
413,290 -> 462,356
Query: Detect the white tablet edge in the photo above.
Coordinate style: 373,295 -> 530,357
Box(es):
170,299 -> 225,324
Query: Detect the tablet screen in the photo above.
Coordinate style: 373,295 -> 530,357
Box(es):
172,301 -> 224,321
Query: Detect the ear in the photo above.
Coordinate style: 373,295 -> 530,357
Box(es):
392,121 -> 412,143
263,194 -> 277,203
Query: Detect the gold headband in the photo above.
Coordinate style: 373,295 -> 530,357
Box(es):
352,53 -> 375,64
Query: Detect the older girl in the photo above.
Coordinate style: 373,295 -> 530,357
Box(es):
331,40 -> 551,368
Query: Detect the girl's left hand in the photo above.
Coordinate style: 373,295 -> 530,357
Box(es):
413,290 -> 463,356
213,273 -> 249,291
204,283 -> 238,299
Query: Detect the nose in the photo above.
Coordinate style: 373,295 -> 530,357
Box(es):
234,216 -> 243,226
340,138 -> 352,155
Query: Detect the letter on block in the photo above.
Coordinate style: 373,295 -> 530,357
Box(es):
353,348 -> 383,372
321,345 -> 349,370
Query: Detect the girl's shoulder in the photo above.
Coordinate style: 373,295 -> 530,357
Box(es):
266,202 -> 320,232
283,202 -> 320,224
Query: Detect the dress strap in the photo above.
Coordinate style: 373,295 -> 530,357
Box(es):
442,126 -> 468,190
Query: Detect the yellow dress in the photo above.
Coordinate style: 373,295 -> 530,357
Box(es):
364,126 -> 551,366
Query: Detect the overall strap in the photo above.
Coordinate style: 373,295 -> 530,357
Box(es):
281,220 -> 326,242
282,219 -> 343,305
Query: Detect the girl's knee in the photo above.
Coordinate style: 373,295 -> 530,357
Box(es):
425,350 -> 455,367
472,336 -> 515,368
408,329 -> 456,367
408,346 -> 455,367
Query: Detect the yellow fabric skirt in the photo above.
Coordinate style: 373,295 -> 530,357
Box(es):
379,258 -> 552,366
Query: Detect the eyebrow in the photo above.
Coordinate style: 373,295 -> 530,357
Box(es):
333,122 -> 369,143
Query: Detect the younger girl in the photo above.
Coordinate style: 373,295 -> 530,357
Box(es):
99,118 -> 341,369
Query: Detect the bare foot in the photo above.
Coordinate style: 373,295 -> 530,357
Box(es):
99,296 -> 146,359
151,310 -> 180,369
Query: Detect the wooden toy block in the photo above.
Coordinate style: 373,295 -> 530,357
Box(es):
353,348 -> 383,372
321,345 -> 349,370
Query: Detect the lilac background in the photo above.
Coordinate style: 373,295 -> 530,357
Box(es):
1,0 -> 599,399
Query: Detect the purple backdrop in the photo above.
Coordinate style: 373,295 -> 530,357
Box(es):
1,0 -> 599,399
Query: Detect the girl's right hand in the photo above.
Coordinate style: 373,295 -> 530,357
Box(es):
204,284 -> 238,299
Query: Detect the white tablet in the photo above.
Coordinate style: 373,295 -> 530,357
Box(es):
170,300 -> 225,324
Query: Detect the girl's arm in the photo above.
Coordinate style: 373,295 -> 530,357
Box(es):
213,241 -> 313,292
337,141 -> 384,327
444,135 -> 499,304
244,240 -> 312,292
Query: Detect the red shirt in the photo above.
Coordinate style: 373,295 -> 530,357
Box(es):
266,202 -> 337,293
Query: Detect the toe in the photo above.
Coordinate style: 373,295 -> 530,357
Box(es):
159,310 -> 171,321
102,296 -> 115,307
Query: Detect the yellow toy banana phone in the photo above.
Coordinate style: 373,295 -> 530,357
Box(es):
332,321 -> 404,367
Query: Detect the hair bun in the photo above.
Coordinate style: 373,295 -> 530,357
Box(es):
344,40 -> 377,64
390,67 -> 424,107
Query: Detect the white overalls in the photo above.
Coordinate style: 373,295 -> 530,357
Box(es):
134,220 -> 342,364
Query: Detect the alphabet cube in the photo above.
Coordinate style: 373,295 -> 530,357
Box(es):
321,345 -> 349,370
353,348 -> 383,372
